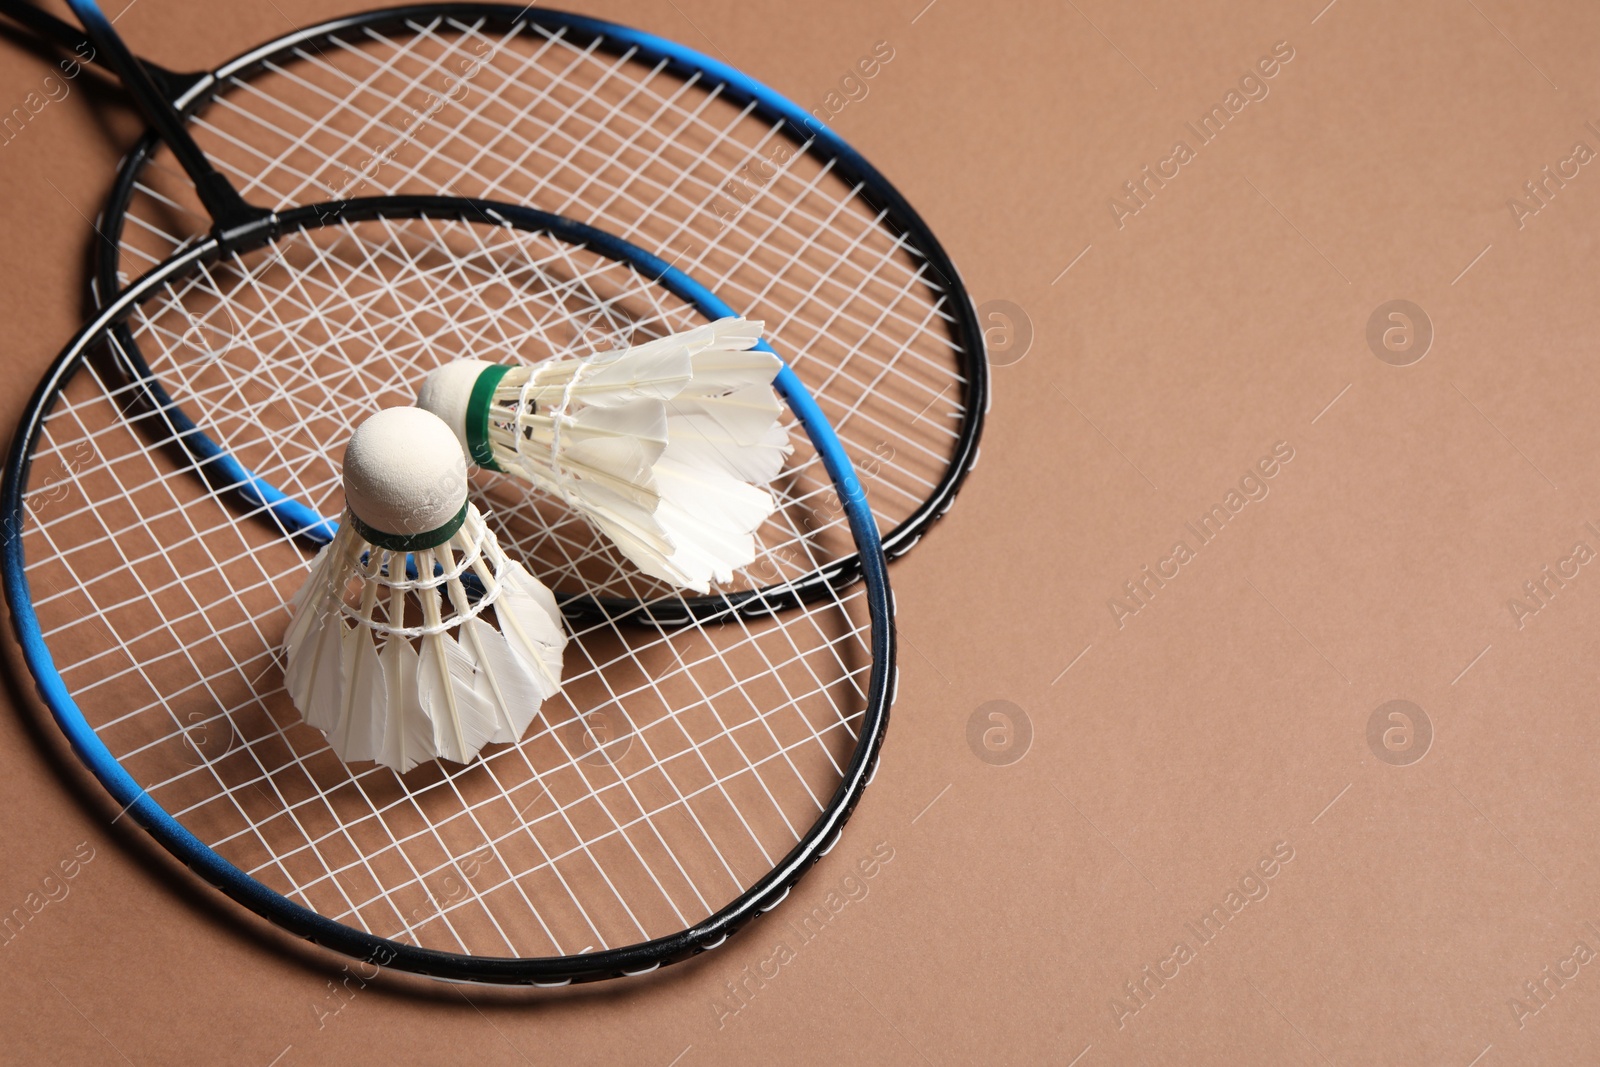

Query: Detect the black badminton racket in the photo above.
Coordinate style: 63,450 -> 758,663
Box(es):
4,0 -> 987,618
2,0 -> 895,984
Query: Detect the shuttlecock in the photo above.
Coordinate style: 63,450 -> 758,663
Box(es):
416,317 -> 793,594
283,407 -> 567,773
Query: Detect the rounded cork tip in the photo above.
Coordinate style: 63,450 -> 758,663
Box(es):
342,407 -> 468,540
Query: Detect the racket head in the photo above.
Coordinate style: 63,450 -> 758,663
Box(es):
92,3 -> 987,611
4,198 -> 895,984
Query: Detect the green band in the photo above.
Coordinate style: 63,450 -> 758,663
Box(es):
348,502 -> 468,552
464,363 -> 512,472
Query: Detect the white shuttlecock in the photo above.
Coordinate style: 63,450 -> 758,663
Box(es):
417,317 -> 792,594
283,407 -> 567,773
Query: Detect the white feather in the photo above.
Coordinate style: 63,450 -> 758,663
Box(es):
671,382 -> 786,443
525,318 -> 763,407
323,569 -> 385,761
683,336 -> 778,394
329,624 -> 384,762
281,508 -> 569,767
378,626 -> 432,773
282,534 -> 349,698
441,553 -> 545,745
462,616 -> 544,743
284,574 -> 347,735
417,631 -> 500,764
582,508 -> 685,588
653,469 -> 775,588
414,549 -> 500,764
495,563 -> 566,696
457,318 -> 789,591
547,339 -> 691,405
553,400 -> 667,507
287,540 -> 337,618
662,407 -> 791,485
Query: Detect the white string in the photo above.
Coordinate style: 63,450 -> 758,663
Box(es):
23,213 -> 878,960
112,15 -> 970,535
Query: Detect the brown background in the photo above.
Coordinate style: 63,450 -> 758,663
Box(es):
4,0 -> 1600,1063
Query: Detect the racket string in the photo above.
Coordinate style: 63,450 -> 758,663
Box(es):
25,236 -> 879,956
126,172 -> 957,509
115,17 -> 966,533
135,217 -> 856,600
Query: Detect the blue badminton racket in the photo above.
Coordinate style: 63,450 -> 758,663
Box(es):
2,0 -> 895,984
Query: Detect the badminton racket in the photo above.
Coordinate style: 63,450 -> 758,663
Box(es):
2,0 -> 986,616
2,0 -> 895,983
1,0 -> 868,622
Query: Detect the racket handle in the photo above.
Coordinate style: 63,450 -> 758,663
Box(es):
0,0 -> 200,98
63,0 -> 268,233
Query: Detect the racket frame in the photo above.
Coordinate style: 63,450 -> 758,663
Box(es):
82,3 -> 989,620
2,196 -> 898,984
